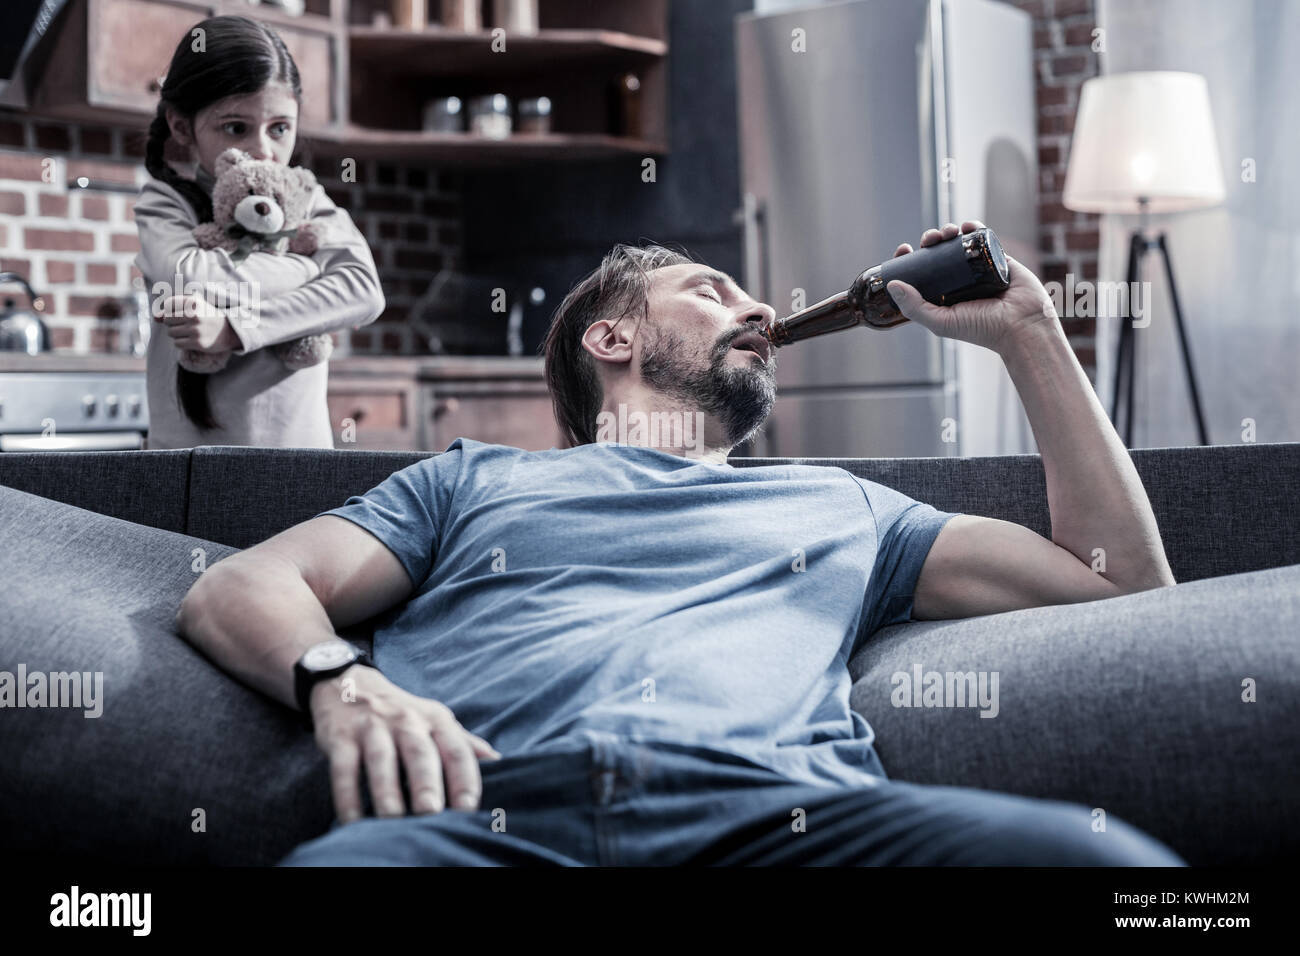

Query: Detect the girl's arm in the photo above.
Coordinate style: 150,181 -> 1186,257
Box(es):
221,185 -> 385,355
134,178 -> 322,300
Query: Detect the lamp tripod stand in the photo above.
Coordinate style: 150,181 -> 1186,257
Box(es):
1110,202 -> 1211,447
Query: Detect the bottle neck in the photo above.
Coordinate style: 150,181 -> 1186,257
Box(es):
764,270 -> 909,347
764,290 -> 858,346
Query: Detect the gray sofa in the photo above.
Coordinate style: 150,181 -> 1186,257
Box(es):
1,442 -> 1296,866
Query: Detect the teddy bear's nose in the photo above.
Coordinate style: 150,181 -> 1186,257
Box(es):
254,201 -> 270,217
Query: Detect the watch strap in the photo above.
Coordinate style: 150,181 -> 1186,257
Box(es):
294,644 -> 374,732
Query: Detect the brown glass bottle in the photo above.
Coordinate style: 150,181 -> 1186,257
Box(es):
763,227 -> 1011,346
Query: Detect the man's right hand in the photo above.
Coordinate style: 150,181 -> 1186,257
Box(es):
309,665 -> 502,823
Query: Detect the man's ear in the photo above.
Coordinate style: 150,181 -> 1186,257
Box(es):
164,106 -> 193,146
581,317 -> 636,365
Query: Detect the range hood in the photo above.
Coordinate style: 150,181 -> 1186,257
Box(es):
0,0 -> 66,108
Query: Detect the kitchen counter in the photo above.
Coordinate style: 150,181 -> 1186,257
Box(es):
0,353 -> 149,373
1,352 -> 559,451
0,353 -> 546,380
334,355 -> 545,383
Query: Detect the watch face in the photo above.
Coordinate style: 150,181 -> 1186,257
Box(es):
303,641 -> 355,672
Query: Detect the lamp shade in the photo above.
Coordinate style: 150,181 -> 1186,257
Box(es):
1062,71 -> 1225,214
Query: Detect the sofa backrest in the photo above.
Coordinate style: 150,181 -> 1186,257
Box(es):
186,447 -> 429,547
0,448 -> 190,534
1,441 -> 1296,583
737,443 -> 1300,582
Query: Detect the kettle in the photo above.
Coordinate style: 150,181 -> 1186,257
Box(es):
0,272 -> 52,354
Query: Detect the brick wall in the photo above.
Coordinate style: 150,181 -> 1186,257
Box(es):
0,109 -> 462,354
314,156 -> 464,354
1000,0 -> 1102,377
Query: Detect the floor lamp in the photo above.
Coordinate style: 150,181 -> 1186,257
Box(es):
1062,71 -> 1225,447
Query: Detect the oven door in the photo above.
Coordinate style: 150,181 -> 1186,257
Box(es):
0,432 -> 145,451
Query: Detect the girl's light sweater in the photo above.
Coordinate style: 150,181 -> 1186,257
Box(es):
134,164 -> 384,449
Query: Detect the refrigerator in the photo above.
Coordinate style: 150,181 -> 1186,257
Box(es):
735,0 -> 1039,458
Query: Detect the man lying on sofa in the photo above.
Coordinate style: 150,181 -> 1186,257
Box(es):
176,220 -> 1183,866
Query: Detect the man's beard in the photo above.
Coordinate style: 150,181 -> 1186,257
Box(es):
639,326 -> 777,448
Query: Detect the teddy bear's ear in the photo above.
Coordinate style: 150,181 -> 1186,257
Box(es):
294,166 -> 319,192
214,148 -> 247,178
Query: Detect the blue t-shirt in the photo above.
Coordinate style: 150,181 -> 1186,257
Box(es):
316,437 -> 960,789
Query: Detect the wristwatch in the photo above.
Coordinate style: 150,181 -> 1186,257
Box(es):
293,639 -> 375,732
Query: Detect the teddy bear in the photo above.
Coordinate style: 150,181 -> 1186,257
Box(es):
177,147 -> 332,374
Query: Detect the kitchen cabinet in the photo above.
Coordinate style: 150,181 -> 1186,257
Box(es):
326,372 -> 419,450
26,0 -> 343,135
327,355 -> 562,451
420,377 -> 561,453
276,19 -> 342,133
82,0 -> 215,115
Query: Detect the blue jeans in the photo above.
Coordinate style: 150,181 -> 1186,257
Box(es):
278,732 -> 1185,866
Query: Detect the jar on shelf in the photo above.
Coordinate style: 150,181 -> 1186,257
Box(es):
260,0 -> 306,16
490,0 -> 538,34
613,72 -> 642,138
468,94 -> 512,139
440,0 -> 480,32
516,96 -> 551,134
391,0 -> 428,30
422,96 -> 465,133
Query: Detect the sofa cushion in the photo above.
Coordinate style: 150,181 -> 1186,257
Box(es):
847,563 -> 1300,865
0,448 -> 191,535
0,483 -> 372,865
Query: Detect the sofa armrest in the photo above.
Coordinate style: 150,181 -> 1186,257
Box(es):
0,484 -> 375,865
847,565 -> 1300,865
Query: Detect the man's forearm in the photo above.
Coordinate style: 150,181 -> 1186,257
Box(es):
998,319 -> 1176,591
175,552 -> 340,710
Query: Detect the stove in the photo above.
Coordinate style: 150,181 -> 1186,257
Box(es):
0,371 -> 149,451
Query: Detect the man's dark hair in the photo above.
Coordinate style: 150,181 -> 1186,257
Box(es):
543,242 -> 693,448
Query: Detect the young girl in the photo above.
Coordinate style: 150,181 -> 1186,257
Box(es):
135,15 -> 384,449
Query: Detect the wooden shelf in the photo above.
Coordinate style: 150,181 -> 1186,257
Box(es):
343,4 -> 669,154
306,126 -> 665,164
21,0 -> 669,165
349,26 -> 666,76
